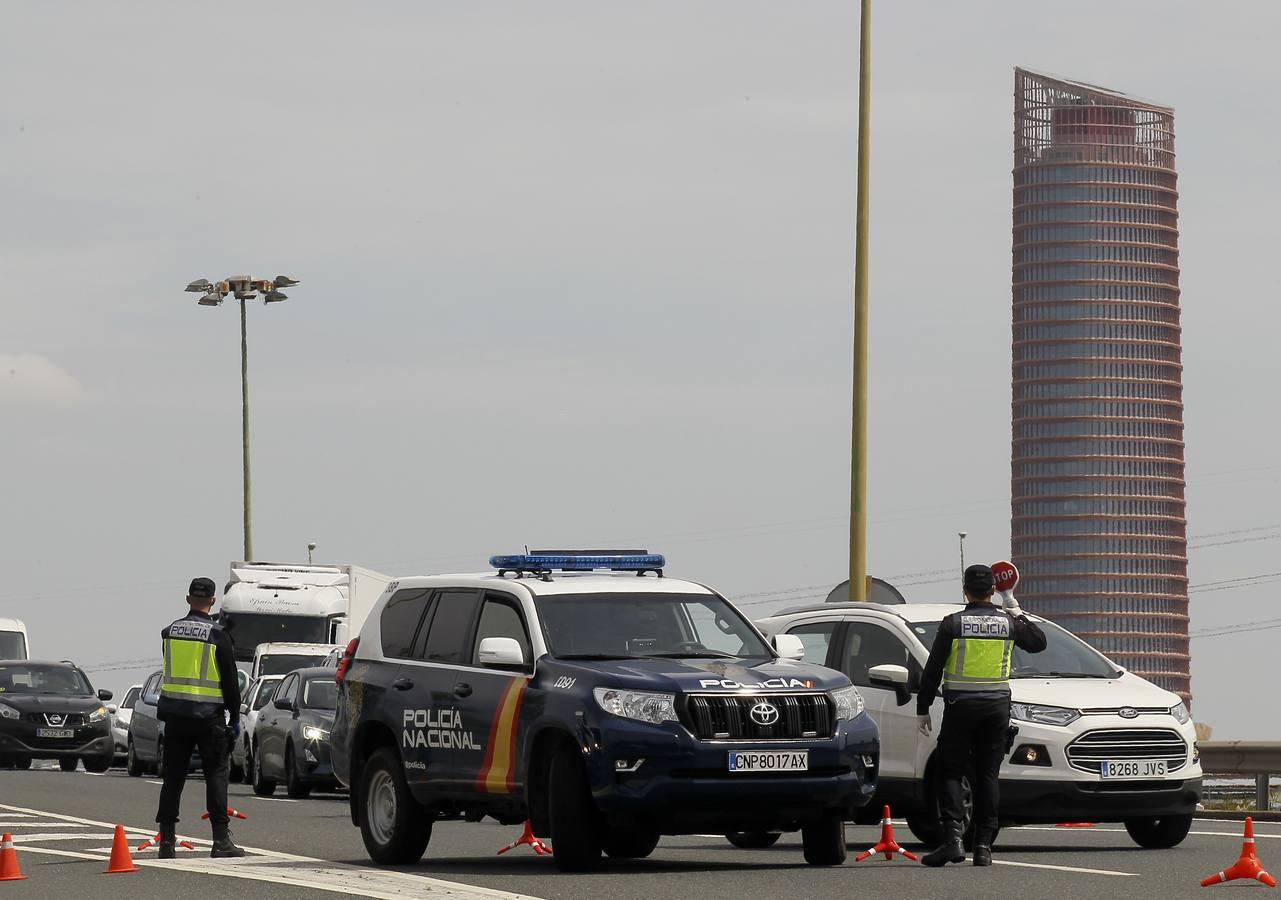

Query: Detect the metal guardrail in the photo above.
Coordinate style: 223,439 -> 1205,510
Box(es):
1199,742 -> 1281,812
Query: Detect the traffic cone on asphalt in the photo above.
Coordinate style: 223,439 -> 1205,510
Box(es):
854,806 -> 919,863
105,825 -> 141,874
201,808 -> 248,821
0,833 -> 27,882
496,821 -> 551,856
1201,817 -> 1276,888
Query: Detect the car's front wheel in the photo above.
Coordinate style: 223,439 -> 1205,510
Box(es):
602,826 -> 660,859
285,744 -> 311,799
726,831 -> 782,849
801,814 -> 847,866
252,747 -> 277,797
359,747 -> 431,864
242,747 -> 255,786
548,747 -> 603,871
59,758 -> 78,772
84,753 -> 112,774
12,756 -> 31,771
1125,814 -> 1193,849
126,740 -> 144,777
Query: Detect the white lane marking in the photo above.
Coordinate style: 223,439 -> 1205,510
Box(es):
992,859 -> 1139,877
0,833 -> 114,842
250,796 -> 297,803
1022,825 -> 1281,840
0,822 -> 91,829
146,780 -> 164,786
0,813 -> 36,819
0,802 -> 541,900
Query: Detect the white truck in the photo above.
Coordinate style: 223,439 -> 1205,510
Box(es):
0,618 -> 29,660
219,563 -> 391,664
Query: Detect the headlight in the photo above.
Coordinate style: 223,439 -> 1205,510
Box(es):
830,685 -> 865,721
88,706 -> 109,723
0,702 -> 19,721
301,725 -> 330,742
1010,702 -> 1080,727
593,688 -> 679,725
1170,702 -> 1190,724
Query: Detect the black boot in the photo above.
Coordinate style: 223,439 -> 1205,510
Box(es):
973,844 -> 992,866
158,824 -> 176,860
210,830 -> 246,859
921,823 -> 965,867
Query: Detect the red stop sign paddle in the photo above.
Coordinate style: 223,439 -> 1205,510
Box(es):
992,560 -> 1019,593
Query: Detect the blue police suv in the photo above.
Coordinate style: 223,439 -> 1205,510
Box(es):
332,552 -> 879,871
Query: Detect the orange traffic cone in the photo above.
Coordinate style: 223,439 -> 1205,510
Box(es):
0,833 -> 27,882
136,833 -> 196,852
201,807 -> 247,821
105,825 -> 141,874
1201,817 -> 1275,888
496,821 -> 551,856
854,805 -> 918,862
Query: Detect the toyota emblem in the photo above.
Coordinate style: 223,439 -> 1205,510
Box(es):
749,701 -> 780,727
1118,707 -> 1139,719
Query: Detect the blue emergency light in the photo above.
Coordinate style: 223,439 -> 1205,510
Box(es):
490,550 -> 665,576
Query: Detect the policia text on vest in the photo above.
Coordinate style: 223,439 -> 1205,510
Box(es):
154,577 -> 245,859
917,565 -> 1047,867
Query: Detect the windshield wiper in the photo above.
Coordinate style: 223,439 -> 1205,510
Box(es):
1012,671 -> 1112,679
643,651 -> 739,660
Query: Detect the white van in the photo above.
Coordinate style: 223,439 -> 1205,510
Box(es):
755,602 -> 1201,849
249,642 -> 341,681
0,618 -> 29,660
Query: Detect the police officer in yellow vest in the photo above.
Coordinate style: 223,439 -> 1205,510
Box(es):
918,564 -> 1046,867
154,577 -> 244,859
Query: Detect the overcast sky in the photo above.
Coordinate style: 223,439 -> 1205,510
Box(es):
3,1 -> 1278,739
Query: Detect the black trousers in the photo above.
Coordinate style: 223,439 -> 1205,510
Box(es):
155,717 -> 230,833
936,692 -> 1010,844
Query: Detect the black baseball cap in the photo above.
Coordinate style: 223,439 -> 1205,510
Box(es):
963,564 -> 995,596
187,577 -> 216,600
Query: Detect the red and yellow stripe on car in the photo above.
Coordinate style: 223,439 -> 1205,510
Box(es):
476,678 -> 527,793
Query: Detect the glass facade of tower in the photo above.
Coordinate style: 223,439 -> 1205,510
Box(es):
1011,69 -> 1189,702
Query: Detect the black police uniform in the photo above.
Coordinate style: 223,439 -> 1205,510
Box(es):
154,578 -> 243,857
918,565 -> 1046,866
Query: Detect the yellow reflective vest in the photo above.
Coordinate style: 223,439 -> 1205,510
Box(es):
943,613 -> 1014,691
160,616 -> 224,705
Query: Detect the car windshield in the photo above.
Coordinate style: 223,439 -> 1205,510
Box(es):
258,654 -> 326,676
302,678 -> 337,709
0,664 -> 93,696
0,632 -> 26,660
537,592 -> 773,660
252,681 -> 280,710
907,617 -> 1119,679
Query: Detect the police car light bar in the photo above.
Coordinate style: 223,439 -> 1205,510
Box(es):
490,551 -> 665,577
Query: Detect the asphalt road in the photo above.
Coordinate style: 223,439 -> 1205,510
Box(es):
1,763 -> 1275,899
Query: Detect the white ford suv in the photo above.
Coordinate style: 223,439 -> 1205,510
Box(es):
755,601 -> 1201,850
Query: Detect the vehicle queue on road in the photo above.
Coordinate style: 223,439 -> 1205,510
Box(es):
0,550 -> 1203,875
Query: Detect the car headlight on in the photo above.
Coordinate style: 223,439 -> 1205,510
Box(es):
1170,701 -> 1190,724
593,688 -> 679,725
301,725 -> 329,742
830,685 -> 865,721
0,702 -> 19,721
1010,702 -> 1080,727
88,706 -> 109,723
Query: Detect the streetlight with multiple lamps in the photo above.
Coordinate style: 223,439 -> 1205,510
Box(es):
184,274 -> 300,562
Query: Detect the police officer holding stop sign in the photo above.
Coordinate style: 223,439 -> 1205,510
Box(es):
917,564 -> 1047,867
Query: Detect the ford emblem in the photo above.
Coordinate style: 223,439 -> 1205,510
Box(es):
1119,707 -> 1139,719
750,701 -> 780,727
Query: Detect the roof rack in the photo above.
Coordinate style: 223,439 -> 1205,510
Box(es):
490,550 -> 665,580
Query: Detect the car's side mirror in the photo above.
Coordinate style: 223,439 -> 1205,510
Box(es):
772,634 -> 806,661
240,704 -> 249,715
868,664 -> 913,707
98,689 -> 113,702
107,705 -> 118,714
273,697 -> 294,712
477,637 -> 526,669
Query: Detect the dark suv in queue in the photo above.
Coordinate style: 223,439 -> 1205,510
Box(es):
0,660 -> 115,771
332,552 -> 879,872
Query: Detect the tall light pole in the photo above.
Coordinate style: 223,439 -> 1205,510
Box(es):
849,0 -> 872,601
958,531 -> 968,577
185,275 -> 300,562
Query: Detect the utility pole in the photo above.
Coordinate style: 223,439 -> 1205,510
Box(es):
849,0 -> 872,601
958,531 -> 968,576
185,275 -> 300,562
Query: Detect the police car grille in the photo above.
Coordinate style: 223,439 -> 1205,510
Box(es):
681,694 -> 834,741
1065,728 -> 1188,774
